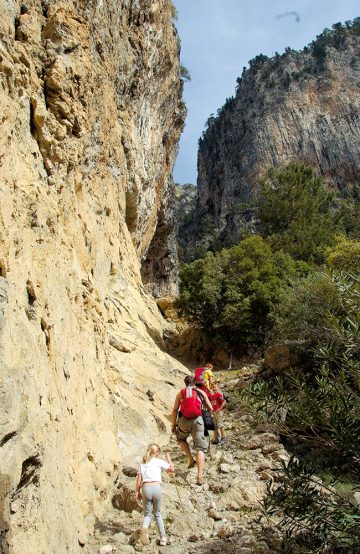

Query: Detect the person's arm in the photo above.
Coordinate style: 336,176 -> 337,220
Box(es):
164,452 -> 174,473
198,389 -> 213,411
219,392 -> 226,410
135,472 -> 142,500
171,392 -> 181,433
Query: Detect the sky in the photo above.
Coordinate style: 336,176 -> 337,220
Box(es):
172,0 -> 360,185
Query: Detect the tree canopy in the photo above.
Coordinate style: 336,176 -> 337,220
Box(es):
177,236 -> 307,346
258,162 -> 339,262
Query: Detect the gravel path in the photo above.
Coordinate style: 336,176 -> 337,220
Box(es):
88,370 -> 287,553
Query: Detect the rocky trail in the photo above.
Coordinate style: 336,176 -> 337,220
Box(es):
88,370 -> 289,554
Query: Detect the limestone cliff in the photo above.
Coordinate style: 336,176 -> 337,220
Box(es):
174,183 -> 197,261
186,23 -> 360,253
0,1 -> 186,552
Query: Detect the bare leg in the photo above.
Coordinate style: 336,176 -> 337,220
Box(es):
196,450 -> 205,482
178,440 -> 194,463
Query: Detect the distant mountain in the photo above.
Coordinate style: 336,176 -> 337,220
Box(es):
182,19 -> 360,258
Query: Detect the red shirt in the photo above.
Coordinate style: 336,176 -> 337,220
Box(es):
211,391 -> 225,411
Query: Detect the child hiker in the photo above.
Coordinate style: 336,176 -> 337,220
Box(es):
211,382 -> 227,445
135,443 -> 174,546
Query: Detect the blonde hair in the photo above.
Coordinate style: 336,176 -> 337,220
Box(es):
142,443 -> 161,464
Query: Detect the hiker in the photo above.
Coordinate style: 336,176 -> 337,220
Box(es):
195,379 -> 212,399
211,382 -> 227,445
135,443 -> 174,547
195,363 -> 214,391
171,375 -> 213,485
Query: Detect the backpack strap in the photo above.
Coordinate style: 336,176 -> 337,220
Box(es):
194,388 -> 205,408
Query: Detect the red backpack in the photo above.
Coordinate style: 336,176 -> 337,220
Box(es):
180,387 -> 203,419
195,367 -> 205,383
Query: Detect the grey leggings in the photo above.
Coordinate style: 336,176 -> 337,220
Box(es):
142,483 -> 165,537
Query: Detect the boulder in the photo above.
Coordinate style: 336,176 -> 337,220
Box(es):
263,344 -> 291,372
121,467 -> 138,478
156,296 -> 179,320
243,433 -> 278,450
112,483 -> 141,513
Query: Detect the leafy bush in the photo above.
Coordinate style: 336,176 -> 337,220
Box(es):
310,19 -> 360,61
337,184 -> 360,239
326,237 -> 360,274
263,457 -> 360,553
170,1 -> 178,20
258,163 -> 339,262
180,64 -> 191,82
177,236 -> 308,346
249,53 -> 269,74
244,363 -> 360,469
271,271 -> 360,355
243,272 -> 360,470
270,271 -> 346,353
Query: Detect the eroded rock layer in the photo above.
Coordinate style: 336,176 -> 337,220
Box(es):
0,1 -> 185,552
188,27 -> 360,250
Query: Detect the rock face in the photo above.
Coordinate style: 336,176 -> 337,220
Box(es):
186,24 -> 360,252
174,183 -> 197,262
0,1 -> 185,552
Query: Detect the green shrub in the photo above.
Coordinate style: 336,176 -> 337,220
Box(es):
169,1 -> 178,20
337,184 -> 360,239
270,271 -> 345,352
270,271 -> 360,356
243,272 -> 360,470
263,457 -> 360,553
326,237 -> 360,274
180,64 -> 191,82
258,163 -> 339,262
177,236 -> 308,346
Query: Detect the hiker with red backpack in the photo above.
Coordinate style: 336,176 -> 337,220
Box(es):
195,363 -> 214,391
171,375 -> 213,485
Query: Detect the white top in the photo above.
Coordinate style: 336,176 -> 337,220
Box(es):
139,457 -> 170,483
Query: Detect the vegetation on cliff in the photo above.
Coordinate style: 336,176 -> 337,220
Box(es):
258,163 -> 339,263
199,17 -> 360,149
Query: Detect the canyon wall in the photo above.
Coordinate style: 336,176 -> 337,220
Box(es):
0,1 -> 185,552
184,25 -> 360,252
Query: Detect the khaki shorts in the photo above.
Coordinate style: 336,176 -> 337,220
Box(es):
213,410 -> 224,429
176,415 -> 208,452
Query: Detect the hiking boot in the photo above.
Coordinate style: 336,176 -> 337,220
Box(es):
220,437 -> 227,445
212,439 -> 219,445
140,527 -> 150,545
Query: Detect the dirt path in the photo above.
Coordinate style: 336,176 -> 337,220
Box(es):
88,370 -> 287,553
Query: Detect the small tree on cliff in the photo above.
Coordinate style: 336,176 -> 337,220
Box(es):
258,163 -> 339,262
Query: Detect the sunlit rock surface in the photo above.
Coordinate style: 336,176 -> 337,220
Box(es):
0,1 -> 185,552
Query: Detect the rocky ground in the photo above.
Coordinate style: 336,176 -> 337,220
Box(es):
88,369 -> 288,554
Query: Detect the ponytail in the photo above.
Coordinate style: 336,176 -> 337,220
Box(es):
142,443 -> 161,464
